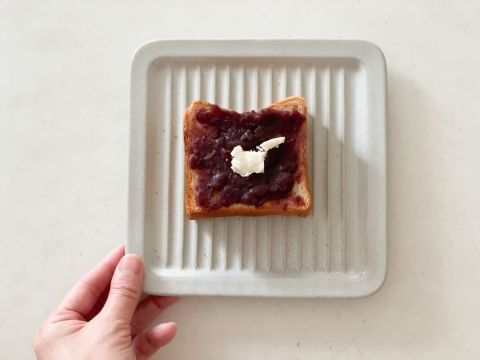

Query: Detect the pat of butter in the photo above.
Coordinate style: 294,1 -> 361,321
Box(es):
230,137 -> 285,177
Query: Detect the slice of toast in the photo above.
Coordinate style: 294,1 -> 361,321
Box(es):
184,96 -> 311,220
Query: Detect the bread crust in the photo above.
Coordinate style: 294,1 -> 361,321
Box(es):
184,96 -> 311,220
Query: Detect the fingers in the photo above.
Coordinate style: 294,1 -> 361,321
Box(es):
83,285 -> 110,321
100,254 -> 144,324
52,245 -> 125,321
130,296 -> 180,337
134,322 -> 177,360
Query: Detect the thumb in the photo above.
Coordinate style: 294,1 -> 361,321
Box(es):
101,254 -> 144,323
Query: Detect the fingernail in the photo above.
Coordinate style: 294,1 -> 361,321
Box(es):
119,254 -> 142,275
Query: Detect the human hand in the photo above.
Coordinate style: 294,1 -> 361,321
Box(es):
34,245 -> 179,360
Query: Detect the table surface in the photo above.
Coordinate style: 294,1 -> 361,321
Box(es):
1,1 -> 479,359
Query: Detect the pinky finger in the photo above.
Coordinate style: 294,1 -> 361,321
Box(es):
133,322 -> 178,360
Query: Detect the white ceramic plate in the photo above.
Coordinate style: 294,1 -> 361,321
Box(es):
127,40 -> 387,298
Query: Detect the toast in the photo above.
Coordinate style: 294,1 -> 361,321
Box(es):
184,96 -> 311,220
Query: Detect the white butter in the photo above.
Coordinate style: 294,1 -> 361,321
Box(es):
230,137 -> 285,177
260,137 -> 286,152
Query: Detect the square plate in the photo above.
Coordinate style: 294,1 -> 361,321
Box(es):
127,40 -> 387,298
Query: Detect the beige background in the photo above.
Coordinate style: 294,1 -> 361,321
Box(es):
1,1 -> 479,359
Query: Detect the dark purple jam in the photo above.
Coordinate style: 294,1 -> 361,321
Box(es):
187,105 -> 306,210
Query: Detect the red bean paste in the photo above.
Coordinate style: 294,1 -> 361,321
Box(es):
187,105 -> 306,211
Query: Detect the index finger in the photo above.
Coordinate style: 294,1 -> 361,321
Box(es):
50,245 -> 125,322
131,296 -> 180,338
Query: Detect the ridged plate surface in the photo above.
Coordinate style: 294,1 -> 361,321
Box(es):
128,40 -> 386,297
